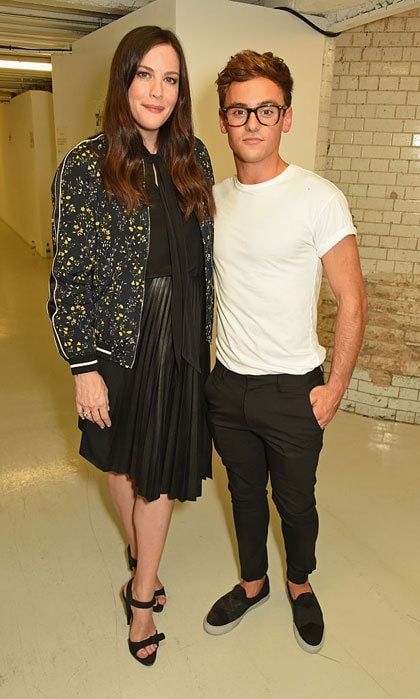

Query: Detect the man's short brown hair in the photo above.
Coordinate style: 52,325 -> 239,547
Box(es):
216,49 -> 293,108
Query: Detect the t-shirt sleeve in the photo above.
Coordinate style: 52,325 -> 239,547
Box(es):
314,188 -> 357,259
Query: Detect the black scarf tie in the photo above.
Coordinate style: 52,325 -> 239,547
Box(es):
144,150 -> 201,373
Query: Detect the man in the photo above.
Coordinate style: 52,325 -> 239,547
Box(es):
203,50 -> 367,653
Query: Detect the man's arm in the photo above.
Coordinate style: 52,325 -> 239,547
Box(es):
310,234 -> 368,428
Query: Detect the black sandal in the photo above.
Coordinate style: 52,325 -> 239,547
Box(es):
127,546 -> 166,613
123,578 -> 165,666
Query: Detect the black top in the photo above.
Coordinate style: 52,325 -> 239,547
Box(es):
145,156 -> 203,278
144,151 -> 204,372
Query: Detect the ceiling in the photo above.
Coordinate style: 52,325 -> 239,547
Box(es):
0,0 -> 418,101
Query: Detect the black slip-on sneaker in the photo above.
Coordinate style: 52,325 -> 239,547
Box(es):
286,584 -> 324,653
203,576 -> 270,635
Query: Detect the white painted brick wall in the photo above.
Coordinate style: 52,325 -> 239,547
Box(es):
323,360 -> 420,425
316,10 -> 420,425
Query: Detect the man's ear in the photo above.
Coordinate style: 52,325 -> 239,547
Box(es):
219,109 -> 228,134
281,106 -> 293,134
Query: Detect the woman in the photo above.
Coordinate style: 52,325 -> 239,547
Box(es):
48,26 -> 214,666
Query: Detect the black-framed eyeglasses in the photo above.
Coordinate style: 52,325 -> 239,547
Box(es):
221,104 -> 288,127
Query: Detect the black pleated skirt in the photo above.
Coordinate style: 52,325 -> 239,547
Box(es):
79,276 -> 212,502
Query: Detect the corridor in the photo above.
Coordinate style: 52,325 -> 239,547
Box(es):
0,218 -> 419,698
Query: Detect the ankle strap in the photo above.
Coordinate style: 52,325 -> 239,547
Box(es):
126,578 -> 155,609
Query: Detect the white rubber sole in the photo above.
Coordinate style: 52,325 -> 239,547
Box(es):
203,593 -> 270,636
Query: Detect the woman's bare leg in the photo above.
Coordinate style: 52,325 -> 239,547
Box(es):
107,472 -> 137,556
128,494 -> 174,659
107,473 -> 167,603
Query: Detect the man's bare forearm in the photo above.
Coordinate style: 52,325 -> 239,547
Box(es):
327,294 -> 368,399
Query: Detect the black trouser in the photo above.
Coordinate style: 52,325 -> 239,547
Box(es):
205,361 -> 324,585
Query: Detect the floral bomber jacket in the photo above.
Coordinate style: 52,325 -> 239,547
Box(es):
47,133 -> 214,375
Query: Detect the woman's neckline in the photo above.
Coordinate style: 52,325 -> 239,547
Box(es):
143,147 -> 159,159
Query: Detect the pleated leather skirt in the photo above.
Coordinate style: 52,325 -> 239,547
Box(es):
79,276 -> 212,502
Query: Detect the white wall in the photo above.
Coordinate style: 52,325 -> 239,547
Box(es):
0,103 -> 11,223
0,91 -> 55,256
52,0 -> 176,162
31,92 -> 56,256
0,95 -> 32,241
51,0 -> 326,177
177,0 -> 326,180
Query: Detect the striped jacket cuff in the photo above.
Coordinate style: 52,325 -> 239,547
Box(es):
70,358 -> 99,375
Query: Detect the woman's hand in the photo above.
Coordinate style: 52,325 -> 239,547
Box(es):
75,371 -> 111,429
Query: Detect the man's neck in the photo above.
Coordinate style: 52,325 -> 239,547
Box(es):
235,154 -> 289,185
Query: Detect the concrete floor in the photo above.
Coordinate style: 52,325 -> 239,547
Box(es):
1,217 -> 420,699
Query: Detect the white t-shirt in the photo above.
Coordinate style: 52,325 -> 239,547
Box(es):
213,164 -> 356,375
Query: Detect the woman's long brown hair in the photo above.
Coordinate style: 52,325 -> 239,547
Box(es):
101,26 -> 214,220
